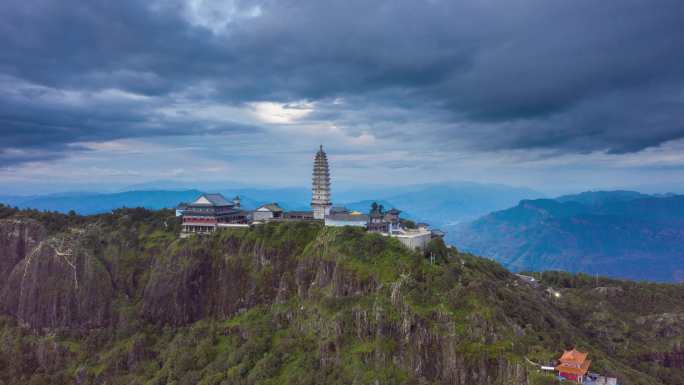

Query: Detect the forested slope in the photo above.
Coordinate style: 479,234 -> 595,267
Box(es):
0,205 -> 681,385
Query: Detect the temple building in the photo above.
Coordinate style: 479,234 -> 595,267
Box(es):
365,202 -> 437,251
179,193 -> 247,235
311,145 -> 332,220
284,211 -> 315,220
385,208 -> 402,232
367,203 -> 403,234
555,348 -> 591,383
368,202 -> 389,233
253,203 -> 284,221
325,207 -> 368,227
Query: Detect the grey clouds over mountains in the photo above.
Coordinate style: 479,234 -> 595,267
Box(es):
1,0 -> 684,192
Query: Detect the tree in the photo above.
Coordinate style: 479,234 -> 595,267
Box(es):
425,237 -> 449,264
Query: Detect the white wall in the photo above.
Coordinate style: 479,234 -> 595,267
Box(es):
253,211 -> 274,221
394,232 -> 431,251
324,219 -> 367,227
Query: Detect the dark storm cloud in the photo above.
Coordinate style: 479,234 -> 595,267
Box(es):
0,73 -> 261,166
1,0 -> 684,165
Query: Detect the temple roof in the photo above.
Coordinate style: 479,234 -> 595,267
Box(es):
555,348 -> 590,376
257,203 -> 284,212
189,193 -> 235,207
559,348 -> 588,364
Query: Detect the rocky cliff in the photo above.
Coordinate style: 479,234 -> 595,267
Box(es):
137,225 -> 528,384
0,208 -> 682,385
0,221 -> 113,329
0,219 -> 45,288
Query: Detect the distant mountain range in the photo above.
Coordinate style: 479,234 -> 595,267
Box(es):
0,190 -> 205,215
0,189 -> 305,215
341,182 -> 543,227
0,182 -> 542,225
449,191 -> 684,282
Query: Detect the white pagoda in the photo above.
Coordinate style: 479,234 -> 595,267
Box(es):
311,145 -> 332,219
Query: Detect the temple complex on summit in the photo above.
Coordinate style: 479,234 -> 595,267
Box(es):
177,145 -> 444,250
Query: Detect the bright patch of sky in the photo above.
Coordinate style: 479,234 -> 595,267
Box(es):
181,0 -> 262,34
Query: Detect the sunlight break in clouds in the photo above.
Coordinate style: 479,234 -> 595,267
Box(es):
182,0 -> 262,34
249,101 -> 315,124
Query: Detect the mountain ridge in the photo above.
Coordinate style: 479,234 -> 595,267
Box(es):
450,191 -> 684,282
0,182 -> 543,224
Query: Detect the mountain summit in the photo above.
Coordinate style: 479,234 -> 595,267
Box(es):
0,206 -> 682,384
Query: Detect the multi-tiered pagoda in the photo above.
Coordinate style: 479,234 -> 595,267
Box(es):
311,145 -> 332,219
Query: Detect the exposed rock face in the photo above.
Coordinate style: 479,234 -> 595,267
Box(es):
643,350 -> 684,368
140,233 -> 526,385
0,219 -> 46,288
593,286 -> 624,297
141,244 -> 215,325
635,313 -> 684,338
329,283 -> 528,385
0,222 -> 113,330
142,235 -> 299,325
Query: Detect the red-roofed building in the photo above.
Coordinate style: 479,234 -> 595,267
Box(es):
555,348 -> 591,383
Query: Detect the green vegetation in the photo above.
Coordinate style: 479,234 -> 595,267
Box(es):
399,219 -> 417,229
0,208 -> 682,384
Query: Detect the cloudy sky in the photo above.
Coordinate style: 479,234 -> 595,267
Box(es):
2,0 -> 684,195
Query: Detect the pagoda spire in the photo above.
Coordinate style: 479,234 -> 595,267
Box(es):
311,145 -> 332,219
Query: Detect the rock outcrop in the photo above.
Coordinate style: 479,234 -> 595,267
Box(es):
643,349 -> 684,368
0,219 -> 46,288
0,221 -> 113,330
141,233 -> 302,325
